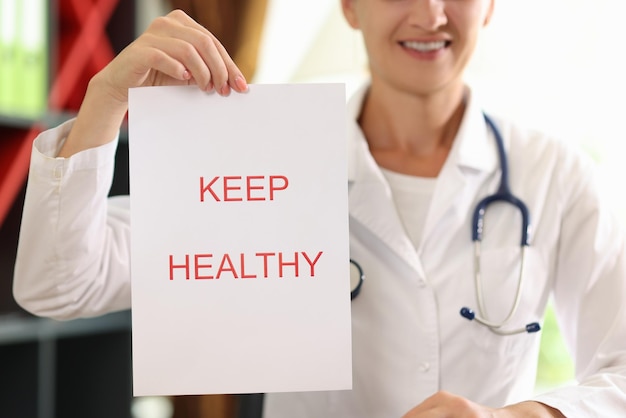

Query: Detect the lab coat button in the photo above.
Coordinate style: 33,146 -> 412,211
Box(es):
419,362 -> 430,372
53,166 -> 62,179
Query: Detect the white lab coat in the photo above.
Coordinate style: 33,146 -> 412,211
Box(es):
13,84 -> 626,417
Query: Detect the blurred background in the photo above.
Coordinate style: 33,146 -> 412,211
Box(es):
2,0 -> 625,416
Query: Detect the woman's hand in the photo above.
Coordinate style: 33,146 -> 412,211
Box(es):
59,9 -> 248,157
100,8 -> 248,103
402,391 -> 497,418
402,391 -> 565,418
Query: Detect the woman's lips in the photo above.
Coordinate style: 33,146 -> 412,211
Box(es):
399,40 -> 451,59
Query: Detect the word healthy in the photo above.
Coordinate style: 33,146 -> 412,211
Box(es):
168,251 -> 324,281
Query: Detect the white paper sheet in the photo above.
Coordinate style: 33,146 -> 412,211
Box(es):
128,84 -> 351,396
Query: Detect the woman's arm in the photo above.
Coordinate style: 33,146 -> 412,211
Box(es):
13,10 -> 247,319
60,9 -> 248,158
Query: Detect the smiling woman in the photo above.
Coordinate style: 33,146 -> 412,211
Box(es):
255,0 -> 626,216
56,3 -> 626,418
251,0 -> 622,401
11,0 -> 626,416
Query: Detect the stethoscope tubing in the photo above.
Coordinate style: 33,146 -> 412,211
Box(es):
350,113 -> 540,335
350,259 -> 364,300
473,114 -> 531,246
464,114 -> 539,335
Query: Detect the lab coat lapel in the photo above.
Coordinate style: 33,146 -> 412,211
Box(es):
346,86 -> 424,275
345,84 -> 498,276
418,160 -> 467,254
348,137 -> 424,275
419,94 -> 498,253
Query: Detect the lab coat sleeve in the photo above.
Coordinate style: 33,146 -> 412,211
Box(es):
533,149 -> 626,415
13,119 -> 132,320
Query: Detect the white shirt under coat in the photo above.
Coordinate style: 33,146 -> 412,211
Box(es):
13,84 -> 626,417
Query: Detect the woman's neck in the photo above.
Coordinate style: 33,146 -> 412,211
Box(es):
358,81 -> 466,177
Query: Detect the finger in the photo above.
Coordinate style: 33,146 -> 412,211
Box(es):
165,10 -> 229,89
133,34 -> 208,85
185,29 -> 230,94
144,10 -> 247,94
144,16 -> 218,91
167,8 -> 215,38
213,37 -> 248,93
401,392 -> 449,417
168,3 -> 194,15
165,10 -> 248,93
403,392 -> 489,418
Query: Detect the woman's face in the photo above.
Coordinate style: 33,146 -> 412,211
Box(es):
341,0 -> 494,96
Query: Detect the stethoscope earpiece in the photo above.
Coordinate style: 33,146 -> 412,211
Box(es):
525,322 -> 541,333
460,307 -> 475,320
460,307 -> 541,335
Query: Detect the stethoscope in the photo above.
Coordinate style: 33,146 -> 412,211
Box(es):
350,113 -> 541,336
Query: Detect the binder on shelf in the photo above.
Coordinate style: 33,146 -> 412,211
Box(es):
0,0 -> 19,116
15,0 -> 48,118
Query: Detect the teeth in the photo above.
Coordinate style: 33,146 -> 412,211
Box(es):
402,40 -> 446,52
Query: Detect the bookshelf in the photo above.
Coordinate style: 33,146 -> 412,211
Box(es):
0,0 -> 133,225
0,0 -> 136,417
1,2 -> 264,416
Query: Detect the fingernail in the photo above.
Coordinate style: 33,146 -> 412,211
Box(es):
219,83 -> 230,96
206,80 -> 214,91
234,75 -> 248,92
182,69 -> 191,80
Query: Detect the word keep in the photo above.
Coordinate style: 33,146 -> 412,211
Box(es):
200,175 -> 289,202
